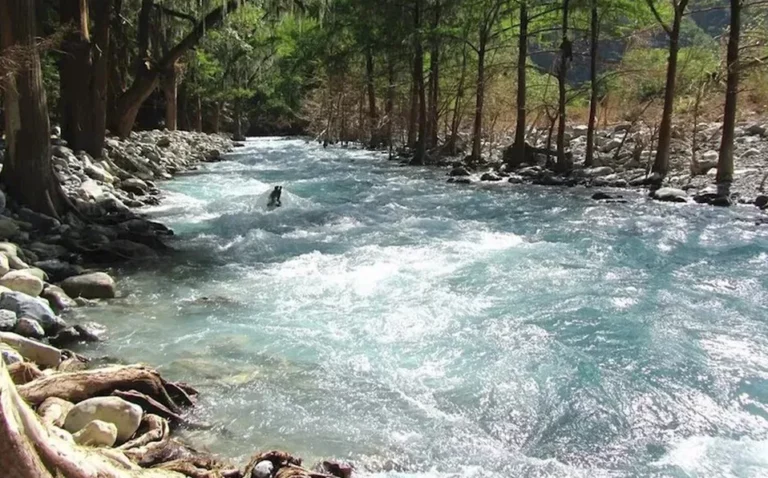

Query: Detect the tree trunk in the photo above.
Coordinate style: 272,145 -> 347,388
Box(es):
408,67 -> 418,148
555,0 -> 571,173
0,0 -> 71,218
195,95 -> 203,133
426,0 -> 441,150
717,0 -> 740,186
212,101 -> 221,133
109,0 -> 241,138
585,0 -> 599,168
366,48 -> 379,148
512,1 -> 528,162
60,0 -> 111,158
413,0 -> 427,164
448,41 -> 468,155
177,81 -> 190,131
234,99 -> 243,140
471,38 -> 486,161
386,54 -> 395,153
652,2 -> 687,178
161,64 -> 178,131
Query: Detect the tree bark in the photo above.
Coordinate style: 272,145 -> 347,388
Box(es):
109,0 -> 241,138
652,1 -> 688,177
0,0 -> 71,218
717,0 -> 740,186
60,0 -> 111,158
447,41 -> 468,155
471,38 -> 486,161
161,64 -> 178,131
386,53 -> 396,153
365,48 -> 379,148
412,0 -> 427,164
555,0 -> 571,173
426,0 -> 441,150
585,0 -> 599,168
195,94 -> 203,133
512,1 -> 529,162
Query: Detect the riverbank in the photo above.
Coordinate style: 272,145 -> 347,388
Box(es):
0,132 -> 353,477
419,120 -> 768,211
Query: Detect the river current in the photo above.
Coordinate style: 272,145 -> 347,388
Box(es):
81,138 -> 768,477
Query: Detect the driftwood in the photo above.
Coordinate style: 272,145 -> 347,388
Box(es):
8,360 -> 44,384
0,358 -> 185,478
18,364 -> 181,410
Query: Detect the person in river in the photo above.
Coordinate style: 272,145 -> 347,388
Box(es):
267,186 -> 282,208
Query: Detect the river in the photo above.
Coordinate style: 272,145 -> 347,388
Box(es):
80,137 -> 768,477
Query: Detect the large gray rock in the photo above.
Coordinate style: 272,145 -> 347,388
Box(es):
120,178 -> 149,196
41,285 -> 77,313
0,291 -> 66,333
14,317 -> 45,339
34,260 -> 83,282
72,420 -> 118,448
252,461 -> 274,478
651,187 -> 689,203
64,396 -> 143,443
60,272 -> 116,299
0,309 -> 17,331
0,218 -> 20,239
0,270 -> 44,297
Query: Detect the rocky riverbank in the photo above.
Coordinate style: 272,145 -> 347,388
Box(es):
0,131 -> 356,478
436,120 -> 768,211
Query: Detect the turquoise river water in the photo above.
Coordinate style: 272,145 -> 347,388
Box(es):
80,138 -> 768,477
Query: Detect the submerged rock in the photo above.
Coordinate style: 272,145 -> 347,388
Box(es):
64,396 -> 143,443
60,272 -> 116,299
480,172 -> 502,182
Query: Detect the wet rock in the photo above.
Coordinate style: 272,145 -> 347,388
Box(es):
754,195 -> 768,209
120,178 -> 149,196
693,186 -> 732,207
449,166 -> 471,177
0,291 -> 66,334
72,420 -> 118,448
447,177 -> 472,184
61,272 -> 116,299
65,396 -> 143,443
319,460 -> 354,478
480,172 -> 502,182
0,270 -> 44,297
15,317 -> 45,339
49,326 -> 82,347
98,239 -> 159,261
0,309 -> 17,331
251,460 -> 274,478
507,176 -> 524,184
517,166 -> 542,177
41,285 -> 77,313
34,260 -> 84,282
591,192 -> 614,201
28,242 -> 69,261
74,322 -> 104,342
651,187 -> 688,203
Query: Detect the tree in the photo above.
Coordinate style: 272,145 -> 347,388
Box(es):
59,0 -> 112,158
584,0 -> 599,167
645,0 -> 690,179
555,0 -> 572,173
0,0 -> 72,218
717,0 -> 741,187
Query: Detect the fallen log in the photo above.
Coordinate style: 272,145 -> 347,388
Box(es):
18,364 -> 181,410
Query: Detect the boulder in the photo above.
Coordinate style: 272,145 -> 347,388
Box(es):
0,270 -> 44,297
0,309 -> 17,331
14,317 -> 45,339
600,139 -> 622,153
18,208 -> 60,231
0,242 -> 19,258
319,460 -> 354,478
7,254 -> 30,270
61,272 -> 116,299
78,180 -> 105,200
447,177 -> 471,184
480,172 -> 502,182
17,268 -> 48,282
156,136 -> 172,148
0,291 -> 66,334
0,218 -> 20,239
745,123 -> 766,137
251,460 -> 274,478
34,260 -> 84,282
0,343 -> 23,365
64,396 -> 143,443
651,187 -> 688,203
591,192 -> 614,201
449,166 -> 471,177
29,242 -> 69,261
507,176 -> 524,184
41,285 -> 77,313
754,195 -> 768,210
72,420 -> 118,448
120,178 -> 149,196
0,331 -> 61,368
85,163 -> 114,183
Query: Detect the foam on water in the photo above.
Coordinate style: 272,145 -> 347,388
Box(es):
78,138 -> 768,477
